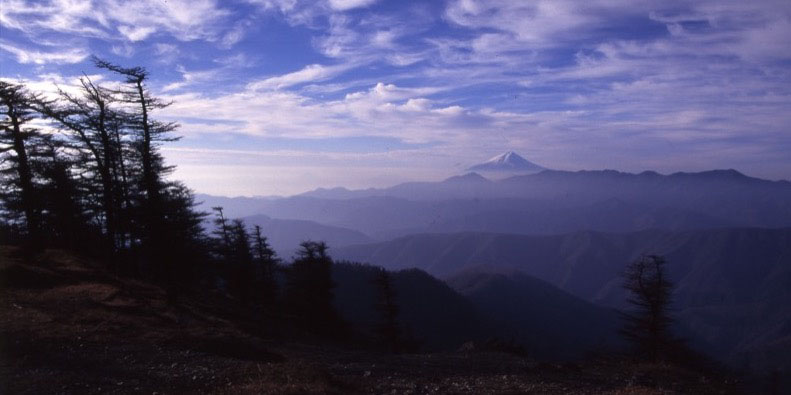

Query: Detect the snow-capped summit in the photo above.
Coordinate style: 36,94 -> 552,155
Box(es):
467,151 -> 546,173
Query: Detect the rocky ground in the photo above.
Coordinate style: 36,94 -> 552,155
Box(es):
1,246 -> 745,394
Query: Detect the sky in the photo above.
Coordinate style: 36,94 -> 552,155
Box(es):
1,0 -> 790,196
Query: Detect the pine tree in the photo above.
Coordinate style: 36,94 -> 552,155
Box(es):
284,241 -> 337,328
92,57 -> 180,264
36,140 -> 92,250
252,225 -> 279,309
92,57 -> 178,207
0,81 -> 46,248
35,76 -> 127,256
620,254 -> 674,361
373,269 -> 401,352
229,219 -> 254,304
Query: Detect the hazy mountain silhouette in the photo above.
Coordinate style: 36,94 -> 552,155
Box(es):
447,268 -> 622,360
196,194 -> 280,219
241,214 -> 372,258
335,227 -> 791,371
199,169 -> 791,239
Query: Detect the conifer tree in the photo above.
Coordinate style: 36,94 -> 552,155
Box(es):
92,57 -> 179,262
35,76 -> 127,256
36,140 -> 91,250
621,254 -> 674,361
229,219 -> 254,304
0,81 -> 46,248
252,225 -> 279,309
373,269 -> 401,352
284,241 -> 337,327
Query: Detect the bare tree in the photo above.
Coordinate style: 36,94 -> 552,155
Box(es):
621,254 -> 674,361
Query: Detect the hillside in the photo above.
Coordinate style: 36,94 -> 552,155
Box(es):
0,246 -> 745,394
335,227 -> 791,372
447,269 -> 623,361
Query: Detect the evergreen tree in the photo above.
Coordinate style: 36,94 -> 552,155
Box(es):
36,140 -> 92,250
92,57 -> 177,207
372,269 -> 402,352
92,57 -> 180,267
157,181 -> 207,301
284,241 -> 337,328
35,76 -> 127,256
0,81 -> 46,248
252,225 -> 279,309
229,219 -> 254,304
620,254 -> 674,361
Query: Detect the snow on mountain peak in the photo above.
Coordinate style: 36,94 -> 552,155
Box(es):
468,151 -> 546,173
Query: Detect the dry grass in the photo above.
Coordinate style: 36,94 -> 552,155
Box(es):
0,246 -> 742,394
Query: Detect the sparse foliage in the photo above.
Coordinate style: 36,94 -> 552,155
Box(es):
620,254 -> 674,361
0,81 -> 47,248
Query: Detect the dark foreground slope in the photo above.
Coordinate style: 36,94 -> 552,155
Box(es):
0,247 -> 744,394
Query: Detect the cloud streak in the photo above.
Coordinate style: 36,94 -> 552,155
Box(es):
0,41 -> 88,64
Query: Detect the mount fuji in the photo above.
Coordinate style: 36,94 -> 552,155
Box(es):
468,151 -> 546,173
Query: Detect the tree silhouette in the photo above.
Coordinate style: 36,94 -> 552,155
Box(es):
284,241 -> 338,328
252,225 -> 279,310
229,219 -> 254,304
93,57 -> 180,268
620,254 -> 674,361
37,141 -> 92,250
35,76 -> 127,256
0,81 -> 46,249
372,268 -> 402,352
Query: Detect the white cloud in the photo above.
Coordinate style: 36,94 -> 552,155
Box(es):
110,43 -> 135,57
117,25 -> 156,41
0,0 -> 232,43
0,41 -> 88,64
327,0 -> 378,12
247,63 -> 352,90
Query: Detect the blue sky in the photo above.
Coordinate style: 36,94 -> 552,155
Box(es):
1,0 -> 790,196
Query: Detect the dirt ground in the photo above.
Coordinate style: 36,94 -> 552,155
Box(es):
0,247 -> 743,394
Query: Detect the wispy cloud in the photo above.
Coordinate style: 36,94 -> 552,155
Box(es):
0,0 -> 232,43
0,41 -> 88,64
328,0 -> 379,12
247,63 -> 355,90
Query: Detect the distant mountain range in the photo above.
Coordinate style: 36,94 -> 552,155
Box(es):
241,214 -> 371,258
467,151 -> 546,173
197,168 -> 791,241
